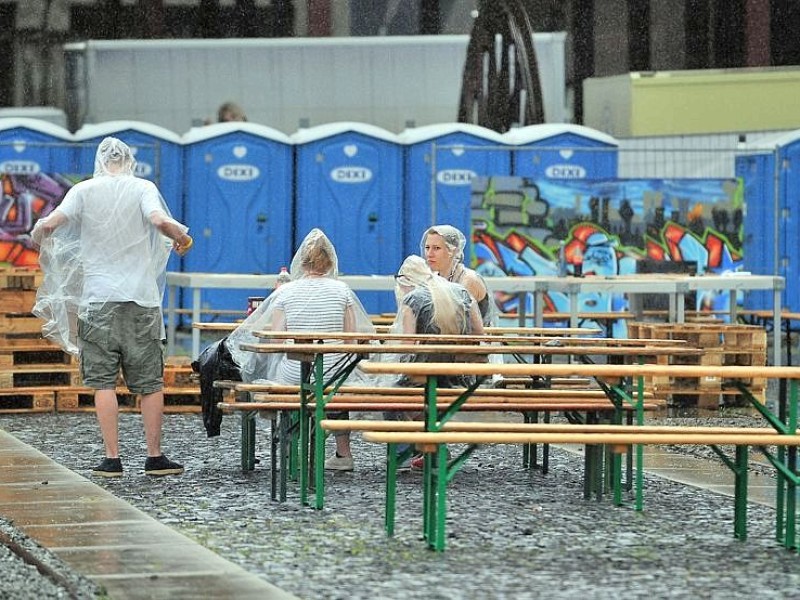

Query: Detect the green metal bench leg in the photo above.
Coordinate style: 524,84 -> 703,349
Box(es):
240,411 -> 256,471
733,445 -> 749,540
634,443 -> 644,511
278,412 -> 291,502
522,411 -> 533,469
269,415 -> 278,501
582,444 -> 593,500
542,411 -> 551,474
784,446 -> 797,550
385,443 -> 398,536
625,413 -> 634,492
289,412 -> 299,481
611,449 -> 623,506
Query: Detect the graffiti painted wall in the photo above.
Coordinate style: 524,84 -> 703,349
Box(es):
0,173 -> 76,267
471,177 -> 745,334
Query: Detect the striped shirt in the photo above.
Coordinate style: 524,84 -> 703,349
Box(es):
273,277 -> 356,384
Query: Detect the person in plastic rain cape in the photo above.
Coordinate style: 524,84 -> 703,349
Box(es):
420,224 -> 507,386
379,255 -> 486,469
31,136 -> 193,479
226,228 -> 375,471
420,224 -> 497,326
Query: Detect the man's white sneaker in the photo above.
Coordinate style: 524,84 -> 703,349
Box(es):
324,454 -> 354,471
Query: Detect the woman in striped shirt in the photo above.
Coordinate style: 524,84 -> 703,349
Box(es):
227,228 -> 374,471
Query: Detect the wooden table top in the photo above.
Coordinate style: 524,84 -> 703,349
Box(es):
238,342 -> 702,358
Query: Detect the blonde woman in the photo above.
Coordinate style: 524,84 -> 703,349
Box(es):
226,228 -> 375,471
420,224 -> 495,325
387,255 -> 484,469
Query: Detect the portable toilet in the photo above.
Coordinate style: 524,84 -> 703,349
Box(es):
400,123 -> 510,263
293,123 -> 403,314
735,130 -> 799,312
0,118 -> 76,267
0,118 -> 76,174
74,121 -> 185,273
504,124 -> 618,180
183,122 -> 293,313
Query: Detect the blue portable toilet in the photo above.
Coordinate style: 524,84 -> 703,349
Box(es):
293,123 -> 403,314
183,122 -> 293,314
736,130 -> 800,312
74,121 -> 185,273
0,118 -> 75,175
400,123 -> 509,263
735,147 -> 775,311
504,124 -> 618,179
0,119 -> 76,267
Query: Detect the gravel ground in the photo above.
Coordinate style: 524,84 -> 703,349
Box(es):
1,408 -> 799,600
0,516 -> 104,600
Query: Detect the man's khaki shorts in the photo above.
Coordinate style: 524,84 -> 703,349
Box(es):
78,302 -> 164,395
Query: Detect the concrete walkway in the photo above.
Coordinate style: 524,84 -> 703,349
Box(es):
640,446 -> 778,507
0,429 -> 296,600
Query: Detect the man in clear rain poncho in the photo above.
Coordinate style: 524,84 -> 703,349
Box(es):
31,137 -> 194,478
225,228 -> 375,471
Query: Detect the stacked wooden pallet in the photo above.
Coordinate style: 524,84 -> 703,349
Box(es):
0,267 -> 201,414
627,321 -> 767,409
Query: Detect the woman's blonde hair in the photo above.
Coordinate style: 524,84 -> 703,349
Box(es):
397,255 -> 466,334
296,229 -> 336,276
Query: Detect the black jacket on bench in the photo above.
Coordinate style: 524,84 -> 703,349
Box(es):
192,337 -> 242,437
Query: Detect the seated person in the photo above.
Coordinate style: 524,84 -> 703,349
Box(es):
391,254 -> 485,387
383,255 -> 485,469
227,228 -> 374,471
420,224 -> 496,326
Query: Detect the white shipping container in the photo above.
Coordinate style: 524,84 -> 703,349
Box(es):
63,34 -> 567,135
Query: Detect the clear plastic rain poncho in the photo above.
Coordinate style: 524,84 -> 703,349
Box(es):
420,224 -> 497,326
226,228 -> 375,384
31,137 -> 186,355
378,255 -> 485,388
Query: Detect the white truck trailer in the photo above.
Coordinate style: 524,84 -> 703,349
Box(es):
63,33 -> 567,134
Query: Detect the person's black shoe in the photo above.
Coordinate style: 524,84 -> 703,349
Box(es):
92,457 -> 123,478
144,455 -> 184,477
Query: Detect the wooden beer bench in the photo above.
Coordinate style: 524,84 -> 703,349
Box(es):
355,361 -> 800,552
219,384 -> 665,504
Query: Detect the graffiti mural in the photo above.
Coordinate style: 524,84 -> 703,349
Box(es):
470,176 -> 745,335
0,173 -> 75,267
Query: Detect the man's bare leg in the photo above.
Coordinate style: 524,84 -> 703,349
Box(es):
94,389 -> 119,458
139,390 -> 164,457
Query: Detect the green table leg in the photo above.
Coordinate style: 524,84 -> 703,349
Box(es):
433,444 -> 449,552
297,361 -> 312,506
313,359 -> 326,510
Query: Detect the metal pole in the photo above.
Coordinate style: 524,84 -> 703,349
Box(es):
430,141 -> 437,226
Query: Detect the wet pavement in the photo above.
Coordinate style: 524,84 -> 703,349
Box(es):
0,428 -> 295,600
558,443 -> 779,508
